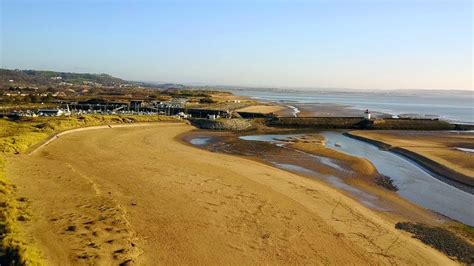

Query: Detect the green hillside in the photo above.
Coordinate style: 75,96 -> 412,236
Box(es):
0,69 -> 126,87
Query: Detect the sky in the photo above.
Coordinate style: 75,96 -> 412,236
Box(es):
0,0 -> 472,90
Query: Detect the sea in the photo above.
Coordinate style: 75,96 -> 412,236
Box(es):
232,89 -> 474,124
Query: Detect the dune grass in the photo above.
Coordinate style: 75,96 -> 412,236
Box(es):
396,222 -> 474,264
0,114 -> 177,265
1,144 -> 42,265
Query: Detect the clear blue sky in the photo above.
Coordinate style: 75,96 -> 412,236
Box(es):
1,0 -> 472,90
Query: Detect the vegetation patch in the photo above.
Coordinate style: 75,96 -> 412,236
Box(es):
450,224 -> 474,243
395,222 -> 474,264
0,115 -> 177,265
190,118 -> 254,131
374,175 -> 398,191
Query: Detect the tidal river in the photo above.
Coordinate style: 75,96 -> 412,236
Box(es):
321,132 -> 474,226
235,132 -> 474,226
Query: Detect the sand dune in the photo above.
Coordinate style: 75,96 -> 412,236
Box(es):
6,124 -> 454,265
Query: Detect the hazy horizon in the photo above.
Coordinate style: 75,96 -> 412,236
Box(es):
1,0 -> 472,90
3,66 -> 474,93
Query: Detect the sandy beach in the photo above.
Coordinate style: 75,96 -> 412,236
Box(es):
183,131 -> 447,224
257,102 -> 392,118
235,104 -> 287,114
6,123 -> 455,265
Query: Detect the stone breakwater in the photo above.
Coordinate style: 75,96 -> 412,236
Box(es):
190,118 -> 254,131
268,117 -> 455,130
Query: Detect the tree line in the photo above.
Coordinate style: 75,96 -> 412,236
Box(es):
1,93 -> 55,104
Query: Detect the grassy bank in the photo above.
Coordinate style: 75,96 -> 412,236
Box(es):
396,222 -> 474,264
0,115 -> 177,265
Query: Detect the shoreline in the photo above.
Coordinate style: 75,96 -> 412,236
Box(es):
181,129 -> 474,227
232,90 -> 474,125
5,123 -> 457,264
179,130 -> 449,224
345,131 -> 474,193
180,128 -> 474,263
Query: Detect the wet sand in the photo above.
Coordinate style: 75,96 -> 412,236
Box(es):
6,123 -> 454,265
295,103 -> 363,117
184,131 -> 445,225
350,130 -> 474,185
236,105 -> 287,114
274,103 -> 391,118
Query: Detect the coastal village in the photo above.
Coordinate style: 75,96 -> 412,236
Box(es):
2,0 -> 473,264
1,69 -> 473,265
2,69 -> 468,131
0,69 -> 253,120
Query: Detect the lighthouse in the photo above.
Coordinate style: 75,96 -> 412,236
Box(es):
364,109 -> 371,120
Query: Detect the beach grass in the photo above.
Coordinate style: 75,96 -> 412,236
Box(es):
396,222 -> 474,264
0,114 -> 177,265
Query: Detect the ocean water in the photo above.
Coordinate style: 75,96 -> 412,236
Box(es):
233,89 -> 474,124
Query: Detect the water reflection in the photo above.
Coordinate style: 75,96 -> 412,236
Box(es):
191,132 -> 474,225
190,137 -> 212,146
322,132 -> 474,226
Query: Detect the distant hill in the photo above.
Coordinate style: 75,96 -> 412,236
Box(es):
0,69 -> 128,87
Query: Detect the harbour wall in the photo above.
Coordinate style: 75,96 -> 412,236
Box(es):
267,117 -> 456,130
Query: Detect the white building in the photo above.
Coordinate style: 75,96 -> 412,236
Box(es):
208,114 -> 220,120
38,105 -> 71,117
364,109 -> 371,120
177,112 -> 190,119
